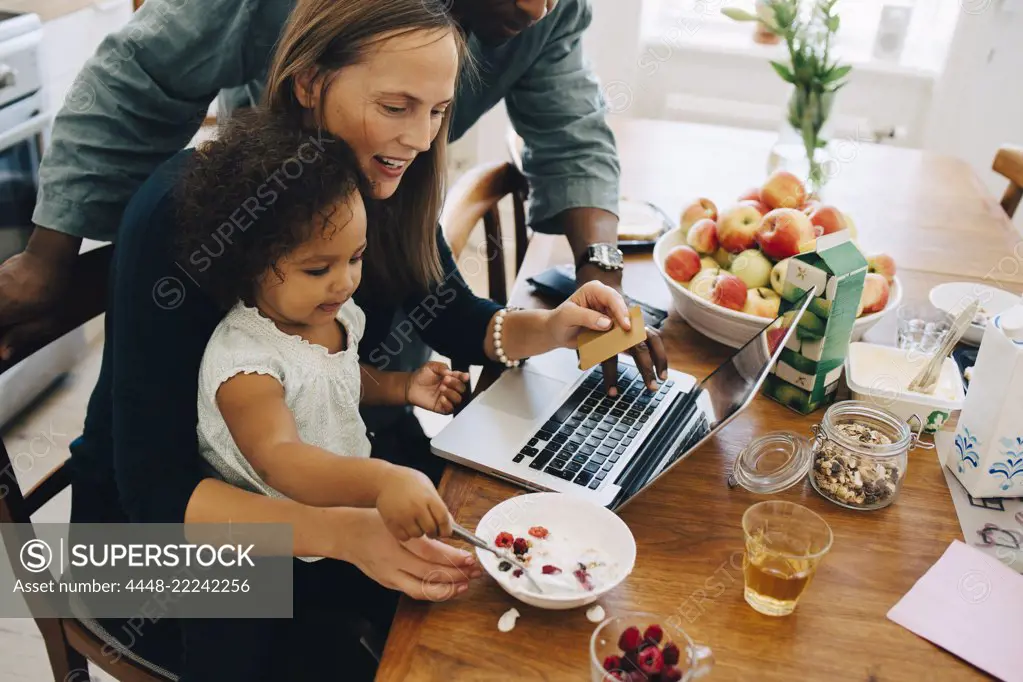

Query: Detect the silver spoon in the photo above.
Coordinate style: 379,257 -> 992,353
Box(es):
907,299 -> 979,395
451,522 -> 546,593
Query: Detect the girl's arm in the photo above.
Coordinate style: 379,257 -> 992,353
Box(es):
215,372 -> 400,507
357,364 -> 409,406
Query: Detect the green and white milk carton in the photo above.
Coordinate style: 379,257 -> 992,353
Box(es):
762,231 -> 867,414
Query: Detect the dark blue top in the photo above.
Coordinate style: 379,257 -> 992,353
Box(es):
70,150 -> 500,524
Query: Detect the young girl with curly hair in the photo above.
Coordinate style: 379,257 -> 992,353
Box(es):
178,109 -> 468,542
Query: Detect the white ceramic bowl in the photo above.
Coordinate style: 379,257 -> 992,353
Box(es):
844,342 -> 966,433
653,227 -> 902,348
475,493 -> 636,610
929,281 -> 1021,346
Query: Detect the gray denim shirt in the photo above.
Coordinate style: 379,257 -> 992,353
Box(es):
34,0 -> 620,243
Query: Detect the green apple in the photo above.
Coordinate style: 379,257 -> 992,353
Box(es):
713,247 -> 736,269
729,249 -> 773,289
770,257 -> 791,295
743,287 -> 781,318
688,267 -> 720,297
700,256 -> 719,271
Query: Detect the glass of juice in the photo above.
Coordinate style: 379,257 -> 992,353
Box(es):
741,500 -> 833,616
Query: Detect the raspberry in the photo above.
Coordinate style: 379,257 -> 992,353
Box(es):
643,624 -> 664,645
542,565 -> 562,575
662,665 -> 684,682
607,673 -> 627,682
662,642 -> 680,666
528,525 -> 549,539
512,537 -> 531,556
637,645 -> 664,675
626,672 -> 647,682
602,655 -> 622,672
495,532 -> 514,548
617,625 -> 642,653
573,567 -> 593,590
512,568 -> 523,578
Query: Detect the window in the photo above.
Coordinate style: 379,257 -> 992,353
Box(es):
640,0 -> 960,74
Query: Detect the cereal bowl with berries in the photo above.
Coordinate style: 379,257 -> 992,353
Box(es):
475,492 -> 637,610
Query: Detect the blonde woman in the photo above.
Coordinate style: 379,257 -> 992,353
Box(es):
61,1 -> 642,680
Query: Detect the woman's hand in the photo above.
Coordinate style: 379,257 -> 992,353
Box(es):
376,465 -> 454,541
344,509 -> 481,601
405,361 -> 470,414
546,280 -> 669,394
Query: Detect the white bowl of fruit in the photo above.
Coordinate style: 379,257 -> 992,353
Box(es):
475,493 -> 636,610
654,171 -> 901,349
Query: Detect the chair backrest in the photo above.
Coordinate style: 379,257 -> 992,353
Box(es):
0,244 -> 112,524
0,245 -> 171,682
993,145 -> 1023,218
440,161 -> 529,304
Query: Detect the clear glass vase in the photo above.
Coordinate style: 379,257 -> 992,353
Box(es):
766,88 -> 836,196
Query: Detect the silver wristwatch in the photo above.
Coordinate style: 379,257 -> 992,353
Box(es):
578,243 -> 625,272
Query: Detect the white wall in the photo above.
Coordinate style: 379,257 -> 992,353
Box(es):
924,2 -> 1023,203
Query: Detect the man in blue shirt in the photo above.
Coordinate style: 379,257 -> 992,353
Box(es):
0,0 -> 666,389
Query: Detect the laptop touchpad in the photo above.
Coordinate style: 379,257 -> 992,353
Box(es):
478,370 -> 568,421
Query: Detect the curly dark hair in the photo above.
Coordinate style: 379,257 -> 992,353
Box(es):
174,108 -> 373,310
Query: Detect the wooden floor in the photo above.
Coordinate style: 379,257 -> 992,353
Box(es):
0,201 -> 514,680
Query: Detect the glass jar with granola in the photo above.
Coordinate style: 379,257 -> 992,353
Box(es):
809,401 -> 928,510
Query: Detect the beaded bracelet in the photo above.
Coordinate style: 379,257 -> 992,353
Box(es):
493,307 -> 521,368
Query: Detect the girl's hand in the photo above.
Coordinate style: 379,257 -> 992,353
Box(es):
405,361 -> 470,414
345,509 -> 482,601
376,465 -> 454,541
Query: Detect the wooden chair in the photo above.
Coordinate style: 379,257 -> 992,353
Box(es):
440,161 -> 529,305
993,145 -> 1023,218
0,245 -> 177,682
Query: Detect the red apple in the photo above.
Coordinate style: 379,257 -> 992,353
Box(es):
859,272 -> 891,315
809,205 -> 847,236
664,245 -> 702,284
709,272 -> 748,311
756,208 -> 817,261
717,204 -> 763,253
760,170 -> 807,210
738,187 -> 763,203
743,287 -> 782,318
679,198 -> 718,235
739,198 -> 771,217
686,218 -> 719,254
867,253 -> 897,283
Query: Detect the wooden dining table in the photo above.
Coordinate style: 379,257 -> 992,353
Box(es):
376,118 -> 1023,681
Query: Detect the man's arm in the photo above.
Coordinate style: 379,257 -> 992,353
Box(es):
504,0 -> 621,271
34,0 -> 277,243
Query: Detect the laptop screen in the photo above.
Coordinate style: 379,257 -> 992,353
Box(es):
610,288 -> 816,509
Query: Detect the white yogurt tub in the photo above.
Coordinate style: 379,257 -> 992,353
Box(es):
844,342 -> 966,433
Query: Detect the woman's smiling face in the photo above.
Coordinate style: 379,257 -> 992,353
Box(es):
297,28 -> 459,200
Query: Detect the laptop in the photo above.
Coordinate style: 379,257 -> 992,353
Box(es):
431,289 -> 815,510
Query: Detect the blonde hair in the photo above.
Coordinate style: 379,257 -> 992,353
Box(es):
265,0 -> 468,301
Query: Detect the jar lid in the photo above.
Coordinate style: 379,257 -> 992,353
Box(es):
729,432 -> 812,494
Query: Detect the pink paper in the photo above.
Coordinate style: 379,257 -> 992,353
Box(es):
887,540 -> 1023,682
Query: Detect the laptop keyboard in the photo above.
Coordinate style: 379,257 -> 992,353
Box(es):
513,365 -> 675,490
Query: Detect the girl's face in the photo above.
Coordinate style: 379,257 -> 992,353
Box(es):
298,28 -> 459,200
255,190 -> 368,328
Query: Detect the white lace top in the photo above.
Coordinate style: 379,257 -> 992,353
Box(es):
196,300 -> 372,500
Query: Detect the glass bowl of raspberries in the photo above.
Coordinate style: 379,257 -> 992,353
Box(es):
589,614 -> 713,682
475,492 -> 636,610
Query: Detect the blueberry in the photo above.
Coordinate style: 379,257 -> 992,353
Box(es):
498,561 -> 512,572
